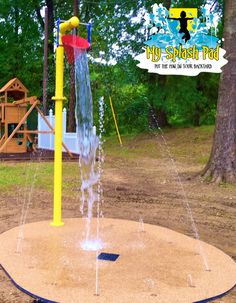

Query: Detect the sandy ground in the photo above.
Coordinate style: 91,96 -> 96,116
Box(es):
0,131 -> 235,302
0,219 -> 235,303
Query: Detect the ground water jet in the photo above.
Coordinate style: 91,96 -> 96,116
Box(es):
148,105 -> 210,272
80,238 -> 103,251
16,149 -> 44,254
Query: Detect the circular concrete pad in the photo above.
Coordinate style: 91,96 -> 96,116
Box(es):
0,218 -> 235,303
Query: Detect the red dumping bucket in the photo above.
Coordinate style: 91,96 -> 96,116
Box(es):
62,35 -> 90,64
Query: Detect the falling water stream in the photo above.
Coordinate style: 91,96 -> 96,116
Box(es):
74,48 -> 103,252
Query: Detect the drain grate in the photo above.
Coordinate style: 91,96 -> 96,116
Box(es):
97,252 -> 119,262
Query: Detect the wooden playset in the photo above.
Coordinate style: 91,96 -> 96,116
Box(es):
0,78 -> 34,153
0,78 -> 72,157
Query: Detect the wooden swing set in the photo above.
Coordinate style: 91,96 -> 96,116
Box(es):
0,78 -> 72,157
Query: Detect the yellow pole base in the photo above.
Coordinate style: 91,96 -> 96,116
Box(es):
50,221 -> 64,227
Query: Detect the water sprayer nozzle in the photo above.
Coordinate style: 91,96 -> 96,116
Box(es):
60,16 -> 80,34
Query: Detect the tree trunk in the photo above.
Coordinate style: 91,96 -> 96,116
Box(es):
40,0 -> 54,108
14,3 -> 19,74
148,0 -> 171,129
149,107 -> 169,128
193,105 -> 201,127
67,0 -> 78,132
46,0 -> 54,57
202,0 -> 236,183
163,0 -> 171,8
43,7 -> 49,115
148,72 -> 170,128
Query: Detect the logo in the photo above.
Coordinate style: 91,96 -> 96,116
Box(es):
135,4 -> 228,76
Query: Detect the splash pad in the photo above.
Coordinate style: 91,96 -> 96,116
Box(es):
0,15 -> 235,303
0,218 -> 236,303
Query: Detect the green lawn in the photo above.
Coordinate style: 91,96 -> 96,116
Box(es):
104,125 -> 214,163
0,126 -> 214,193
0,162 -> 81,194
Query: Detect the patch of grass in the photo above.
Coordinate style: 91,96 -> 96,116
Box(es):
0,126 -> 215,194
104,133 -> 162,159
104,126 -> 214,165
0,163 -> 32,188
196,125 -> 214,134
0,162 -> 81,195
219,182 -> 235,189
197,155 -> 209,165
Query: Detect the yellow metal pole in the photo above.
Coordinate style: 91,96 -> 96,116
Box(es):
51,16 -> 79,227
109,96 -> 123,146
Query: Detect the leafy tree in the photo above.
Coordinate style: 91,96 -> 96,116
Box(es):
0,0 -> 223,136
0,0 -> 43,96
202,0 -> 236,183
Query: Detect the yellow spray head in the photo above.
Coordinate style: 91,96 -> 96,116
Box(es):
60,16 -> 80,34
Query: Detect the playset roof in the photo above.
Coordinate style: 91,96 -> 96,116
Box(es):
0,78 -> 29,94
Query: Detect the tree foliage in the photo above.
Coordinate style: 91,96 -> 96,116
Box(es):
0,0 -> 43,96
0,0 -> 222,134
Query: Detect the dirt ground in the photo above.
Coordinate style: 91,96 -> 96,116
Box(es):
0,129 -> 235,303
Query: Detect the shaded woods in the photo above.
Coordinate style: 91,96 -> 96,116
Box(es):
1,0 -> 235,182
0,0 -> 221,131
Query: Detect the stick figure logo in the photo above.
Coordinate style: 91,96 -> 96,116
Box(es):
168,10 -> 194,42
167,8 -> 197,43
135,4 -> 228,76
